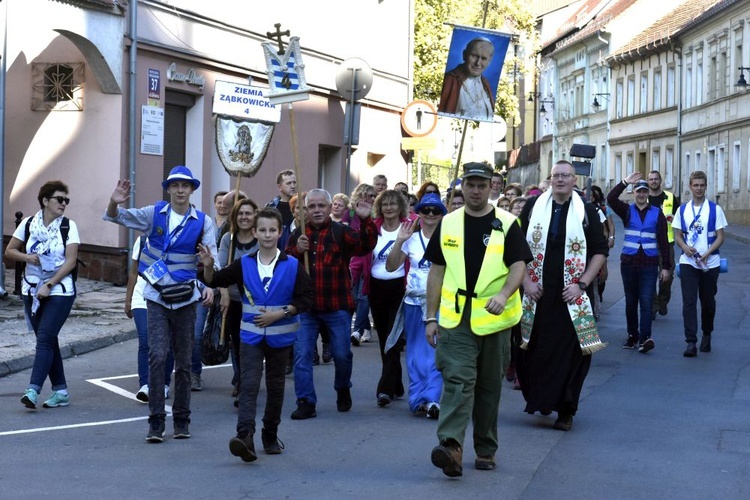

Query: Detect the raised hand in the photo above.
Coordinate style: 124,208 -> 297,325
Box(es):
110,179 -> 132,205
397,218 -> 418,242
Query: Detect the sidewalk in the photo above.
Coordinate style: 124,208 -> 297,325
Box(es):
1,222 -> 748,379
0,270 -> 135,377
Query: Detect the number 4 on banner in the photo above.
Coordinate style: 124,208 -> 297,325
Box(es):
261,24 -> 311,105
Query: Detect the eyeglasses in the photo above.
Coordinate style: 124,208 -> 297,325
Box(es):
50,196 -> 70,205
419,207 -> 443,216
550,173 -> 574,180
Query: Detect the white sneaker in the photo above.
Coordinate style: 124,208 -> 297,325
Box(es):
360,330 -> 372,343
136,385 -> 148,403
351,331 -> 361,346
164,385 -> 170,399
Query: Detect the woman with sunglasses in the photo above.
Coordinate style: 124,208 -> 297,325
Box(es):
384,192 -> 446,417
5,181 -> 80,409
363,189 -> 410,407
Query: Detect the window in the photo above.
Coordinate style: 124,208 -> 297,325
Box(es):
626,152 -> 634,192
32,62 -> 85,111
685,67 -> 692,108
696,61 -> 703,105
709,56 -> 717,100
616,80 -> 624,118
665,148 -> 674,189
640,73 -> 648,113
615,154 -> 623,184
732,141 -> 741,192
685,151 -> 691,176
695,150 -> 701,172
600,145 -> 607,181
653,69 -> 662,110
717,145 -> 725,193
652,150 -> 660,172
707,148 -> 716,196
627,76 -> 635,116
666,66 -> 675,106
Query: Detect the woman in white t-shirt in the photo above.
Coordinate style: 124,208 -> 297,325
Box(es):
364,190 -> 409,407
384,193 -> 445,417
5,181 -> 80,410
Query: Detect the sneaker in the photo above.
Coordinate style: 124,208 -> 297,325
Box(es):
336,388 -> 352,412
164,385 -> 170,399
699,335 -> 711,353
431,440 -> 463,477
146,418 -> 166,443
321,342 -> 333,363
290,398 -> 317,420
173,419 -> 191,439
360,330 -> 372,343
21,388 -> 38,409
475,455 -> 496,471
638,338 -> 655,354
350,331 -> 361,346
136,385 -> 149,403
622,336 -> 637,349
683,342 -> 698,357
191,373 -> 202,391
377,393 -> 392,407
426,402 -> 440,419
229,434 -> 257,462
261,428 -> 285,455
43,391 -> 70,408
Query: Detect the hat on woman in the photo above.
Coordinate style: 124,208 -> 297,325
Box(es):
162,165 -> 201,190
414,192 -> 447,215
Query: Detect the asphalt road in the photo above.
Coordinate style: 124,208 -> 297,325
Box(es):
0,226 -> 748,499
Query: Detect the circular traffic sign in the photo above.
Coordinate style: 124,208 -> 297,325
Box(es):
335,58 -> 373,102
400,100 -> 438,138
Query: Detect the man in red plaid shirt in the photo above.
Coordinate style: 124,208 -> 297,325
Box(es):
286,188 -> 377,419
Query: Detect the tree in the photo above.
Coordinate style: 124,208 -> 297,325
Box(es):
413,0 -> 536,127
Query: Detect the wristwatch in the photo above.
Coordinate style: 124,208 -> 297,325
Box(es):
282,306 -> 292,319
578,281 -> 588,291
46,282 -> 54,289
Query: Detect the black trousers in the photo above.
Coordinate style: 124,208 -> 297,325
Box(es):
369,277 -> 405,398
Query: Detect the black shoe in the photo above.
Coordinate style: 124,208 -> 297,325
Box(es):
229,434 -> 257,462
638,338 -> 655,354
431,440 -> 463,477
622,336 -> 637,349
699,335 -> 711,353
173,419 -> 191,439
261,428 -> 284,455
683,342 -> 698,357
377,393 -> 392,407
290,398 -> 317,420
322,343 -> 333,364
659,304 -> 668,316
336,388 -> 352,412
553,413 -> 573,431
312,346 -> 320,366
146,417 -> 166,443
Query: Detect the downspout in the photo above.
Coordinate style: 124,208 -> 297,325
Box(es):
127,0 -> 138,263
673,42 -> 683,197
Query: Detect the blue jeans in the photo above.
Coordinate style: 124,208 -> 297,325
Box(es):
621,263 -> 658,343
23,295 -> 75,393
294,310 -> 353,404
147,301 -> 196,421
679,265 -> 719,344
191,301 -> 210,375
133,308 -> 174,388
352,278 -> 371,333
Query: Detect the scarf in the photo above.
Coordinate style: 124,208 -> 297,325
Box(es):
520,191 -> 605,355
28,210 -> 64,257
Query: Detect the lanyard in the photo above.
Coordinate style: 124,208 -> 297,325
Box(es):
690,201 -> 704,227
162,206 -> 191,255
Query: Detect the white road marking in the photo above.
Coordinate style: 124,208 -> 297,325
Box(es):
0,363 -> 232,437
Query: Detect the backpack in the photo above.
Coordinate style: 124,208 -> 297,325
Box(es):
23,216 -> 86,292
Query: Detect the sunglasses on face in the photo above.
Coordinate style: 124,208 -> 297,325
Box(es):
50,196 -> 70,205
419,207 -> 442,216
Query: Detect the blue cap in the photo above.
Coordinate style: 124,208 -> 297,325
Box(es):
162,166 -> 200,190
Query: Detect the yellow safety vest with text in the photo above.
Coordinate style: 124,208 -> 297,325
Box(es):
438,207 -> 521,335
661,191 -> 675,243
